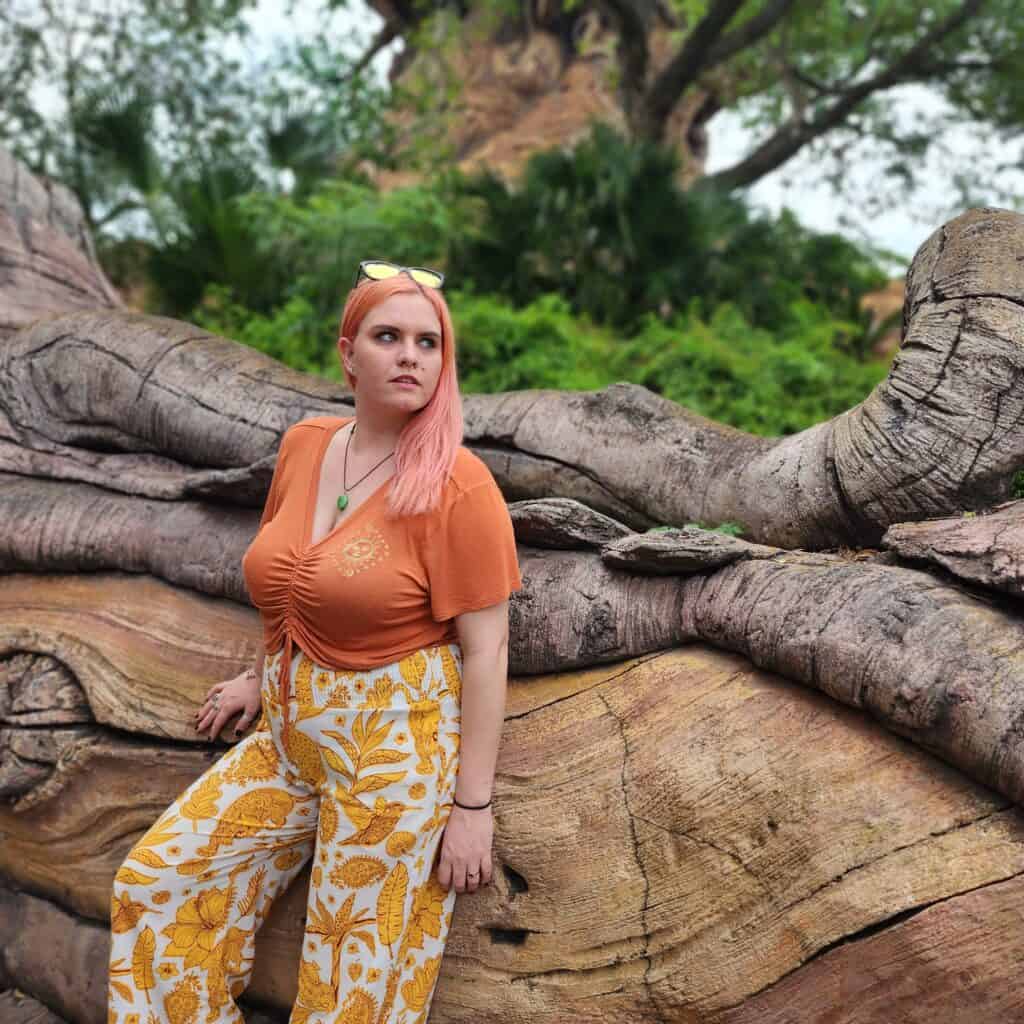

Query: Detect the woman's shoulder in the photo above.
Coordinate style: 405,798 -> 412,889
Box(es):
444,445 -> 502,501
287,413 -> 353,437
279,413 -> 353,452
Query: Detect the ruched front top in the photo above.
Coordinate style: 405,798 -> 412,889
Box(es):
241,415 -> 523,737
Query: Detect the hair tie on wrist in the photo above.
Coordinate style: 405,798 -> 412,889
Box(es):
453,795 -> 492,810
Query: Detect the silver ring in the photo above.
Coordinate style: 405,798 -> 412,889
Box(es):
212,694 -> 221,706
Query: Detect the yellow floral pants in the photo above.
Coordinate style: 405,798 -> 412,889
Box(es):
107,642 -> 463,1024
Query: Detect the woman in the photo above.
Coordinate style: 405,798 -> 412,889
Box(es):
106,261 -> 523,1024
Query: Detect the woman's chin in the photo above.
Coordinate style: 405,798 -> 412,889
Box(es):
366,390 -> 432,414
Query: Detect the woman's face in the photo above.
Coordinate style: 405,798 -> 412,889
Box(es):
338,291 -> 445,412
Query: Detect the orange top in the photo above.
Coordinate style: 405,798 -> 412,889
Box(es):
242,415 -> 523,737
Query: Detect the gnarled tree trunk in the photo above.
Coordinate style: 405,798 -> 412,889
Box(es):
2,151 -> 1024,1022
0,149 -> 121,341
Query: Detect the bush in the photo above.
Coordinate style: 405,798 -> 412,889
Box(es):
195,284 -> 889,437
442,122 -> 892,344
191,285 -> 342,378
612,298 -> 888,435
450,292 -> 610,393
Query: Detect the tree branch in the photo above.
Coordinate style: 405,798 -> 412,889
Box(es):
639,0 -> 747,138
702,0 -> 799,71
597,0 -> 657,123
348,21 -> 402,80
916,56 -> 1010,76
788,64 -> 840,96
654,0 -> 680,28
94,196 -> 143,230
702,0 -> 986,191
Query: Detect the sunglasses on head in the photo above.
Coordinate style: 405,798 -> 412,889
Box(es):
353,260 -> 445,290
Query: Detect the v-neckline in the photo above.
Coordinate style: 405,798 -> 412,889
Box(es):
304,416 -> 392,552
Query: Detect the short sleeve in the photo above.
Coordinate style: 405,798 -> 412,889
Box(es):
424,479 -> 523,621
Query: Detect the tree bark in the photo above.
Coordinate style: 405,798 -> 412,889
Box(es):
0,148 -> 121,340
881,497 -> 1024,599
5,647 -> 1024,1022
5,194 -> 1024,1021
4,210 -> 1023,550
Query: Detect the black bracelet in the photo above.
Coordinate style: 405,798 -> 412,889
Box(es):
453,795 -> 492,810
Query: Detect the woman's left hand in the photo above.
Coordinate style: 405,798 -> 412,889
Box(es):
436,805 -> 493,893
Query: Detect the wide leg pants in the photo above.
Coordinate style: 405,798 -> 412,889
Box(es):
107,641 -> 463,1024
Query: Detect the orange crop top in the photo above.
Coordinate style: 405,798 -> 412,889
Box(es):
242,415 -> 523,735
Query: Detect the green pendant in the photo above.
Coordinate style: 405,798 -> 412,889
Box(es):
337,494 -> 349,511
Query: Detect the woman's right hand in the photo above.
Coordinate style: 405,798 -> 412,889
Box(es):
194,671 -> 262,742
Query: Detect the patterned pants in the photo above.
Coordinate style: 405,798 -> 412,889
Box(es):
107,642 -> 463,1024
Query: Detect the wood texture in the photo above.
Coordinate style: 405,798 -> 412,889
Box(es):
0,989 -> 71,1024
0,147 -> 121,340
4,159 -> 1024,1022
0,886 -> 288,1024
4,649 -> 1024,1021
3,211 -> 1023,552
882,497 -> 1024,598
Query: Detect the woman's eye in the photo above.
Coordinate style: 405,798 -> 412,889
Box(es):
377,331 -> 436,348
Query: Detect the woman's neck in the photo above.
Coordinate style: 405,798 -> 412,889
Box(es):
349,404 -> 413,456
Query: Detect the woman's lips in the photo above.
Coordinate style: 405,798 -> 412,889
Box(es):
392,379 -> 419,387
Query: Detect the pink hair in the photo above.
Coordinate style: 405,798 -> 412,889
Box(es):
338,274 -> 465,519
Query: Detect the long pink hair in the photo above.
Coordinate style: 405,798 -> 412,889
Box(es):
338,274 -> 464,519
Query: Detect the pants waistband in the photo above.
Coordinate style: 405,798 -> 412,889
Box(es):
261,642 -> 463,712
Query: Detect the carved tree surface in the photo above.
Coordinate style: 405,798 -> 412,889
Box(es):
4,643 -> 1024,1022
881,496 -> 1024,597
3,210 -> 1022,552
0,148 -> 121,340
4,190 -> 1024,1022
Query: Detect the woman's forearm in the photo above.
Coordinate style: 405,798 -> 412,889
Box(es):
453,645 -> 508,804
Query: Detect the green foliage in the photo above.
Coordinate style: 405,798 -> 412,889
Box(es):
710,0 -> 1024,209
144,160 -> 279,315
443,122 -> 890,346
230,179 -> 467,322
191,285 -> 342,377
612,299 -> 888,435
449,292 -> 611,393
192,276 -> 890,441
156,126 -> 893,382
451,290 -> 890,437
0,0 -> 394,237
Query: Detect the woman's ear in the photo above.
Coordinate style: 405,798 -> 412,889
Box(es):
338,335 -> 353,373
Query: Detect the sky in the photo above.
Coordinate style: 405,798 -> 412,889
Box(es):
241,1 -> 1024,272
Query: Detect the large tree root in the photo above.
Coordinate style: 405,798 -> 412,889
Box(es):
3,646 -> 1024,1022
4,183 -> 1024,1022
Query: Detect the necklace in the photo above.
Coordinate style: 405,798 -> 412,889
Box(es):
338,422 -> 394,511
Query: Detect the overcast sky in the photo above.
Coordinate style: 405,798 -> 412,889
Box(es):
239,0 -> 1022,272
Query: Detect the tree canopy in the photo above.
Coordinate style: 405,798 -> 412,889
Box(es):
359,0 -> 1024,213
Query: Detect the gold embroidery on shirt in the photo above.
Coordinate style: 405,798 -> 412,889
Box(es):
329,525 -> 390,577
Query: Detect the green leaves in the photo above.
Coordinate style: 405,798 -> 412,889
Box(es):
442,122 -> 889,342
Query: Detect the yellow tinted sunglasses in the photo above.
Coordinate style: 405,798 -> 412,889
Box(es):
354,260 -> 445,290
